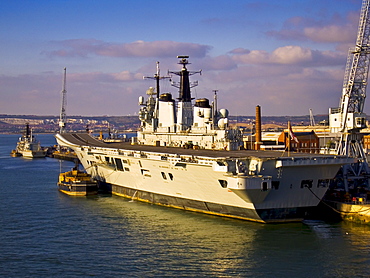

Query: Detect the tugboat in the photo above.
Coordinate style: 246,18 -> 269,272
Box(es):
11,123 -> 45,158
57,161 -> 98,196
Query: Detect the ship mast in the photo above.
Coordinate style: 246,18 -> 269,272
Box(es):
59,67 -> 67,133
143,62 -> 170,130
144,61 -> 170,99
169,56 -> 201,130
169,56 -> 201,101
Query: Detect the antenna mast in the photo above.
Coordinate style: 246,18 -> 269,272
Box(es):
59,67 -> 67,133
143,61 -> 170,98
309,109 -> 315,126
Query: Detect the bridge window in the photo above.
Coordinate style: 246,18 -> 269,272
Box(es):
262,182 -> 268,191
114,158 -> 124,171
141,169 -> 151,177
272,181 -> 280,190
218,179 -> 228,188
301,180 -> 313,188
317,179 -> 329,188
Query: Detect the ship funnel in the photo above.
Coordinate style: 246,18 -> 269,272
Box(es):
255,105 -> 262,150
25,123 -> 31,137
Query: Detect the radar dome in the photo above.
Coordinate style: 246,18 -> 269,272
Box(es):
218,118 -> 226,129
146,87 -> 155,95
219,109 -> 229,118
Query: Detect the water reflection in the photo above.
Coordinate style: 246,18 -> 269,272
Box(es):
58,195 -> 261,276
56,195 -> 370,277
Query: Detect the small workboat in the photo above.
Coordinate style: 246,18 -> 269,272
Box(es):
57,164 -> 98,196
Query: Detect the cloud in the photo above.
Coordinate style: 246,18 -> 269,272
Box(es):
44,39 -> 211,59
198,55 -> 237,71
304,25 -> 354,43
271,45 -> 312,64
229,48 -> 250,55
191,43 -> 349,116
229,45 -> 345,66
199,64 -> 344,116
0,70 -> 146,116
112,71 -> 137,81
0,43 -> 351,117
266,11 -> 358,44
68,71 -> 140,83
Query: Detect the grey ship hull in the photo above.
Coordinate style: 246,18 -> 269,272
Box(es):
101,182 -> 310,222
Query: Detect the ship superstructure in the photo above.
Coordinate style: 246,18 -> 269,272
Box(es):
137,56 -> 242,151
56,57 -> 355,223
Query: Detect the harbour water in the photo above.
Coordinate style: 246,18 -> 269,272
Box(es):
1,134 -> 370,277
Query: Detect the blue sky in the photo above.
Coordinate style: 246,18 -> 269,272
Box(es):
0,0 -> 364,116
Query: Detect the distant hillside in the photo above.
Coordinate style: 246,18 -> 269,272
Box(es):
0,114 -> 329,134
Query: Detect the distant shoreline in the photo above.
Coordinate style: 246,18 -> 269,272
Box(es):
0,131 -> 138,135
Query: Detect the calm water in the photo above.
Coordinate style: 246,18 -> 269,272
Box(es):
1,134 -> 370,277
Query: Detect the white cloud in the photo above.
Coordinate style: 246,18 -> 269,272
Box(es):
45,39 -> 211,59
271,46 -> 312,64
229,45 -> 344,66
266,11 -> 358,44
112,71 -> 136,81
304,25 -> 354,43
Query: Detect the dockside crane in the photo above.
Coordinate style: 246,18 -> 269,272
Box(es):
59,67 -> 67,133
329,0 -> 370,190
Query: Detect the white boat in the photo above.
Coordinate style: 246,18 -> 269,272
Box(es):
56,56 -> 354,223
12,123 -> 45,158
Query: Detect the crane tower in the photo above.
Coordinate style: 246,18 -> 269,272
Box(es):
59,67 -> 67,133
329,0 -> 370,159
328,0 -> 370,191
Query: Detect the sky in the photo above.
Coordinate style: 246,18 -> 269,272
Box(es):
0,0 -> 365,117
